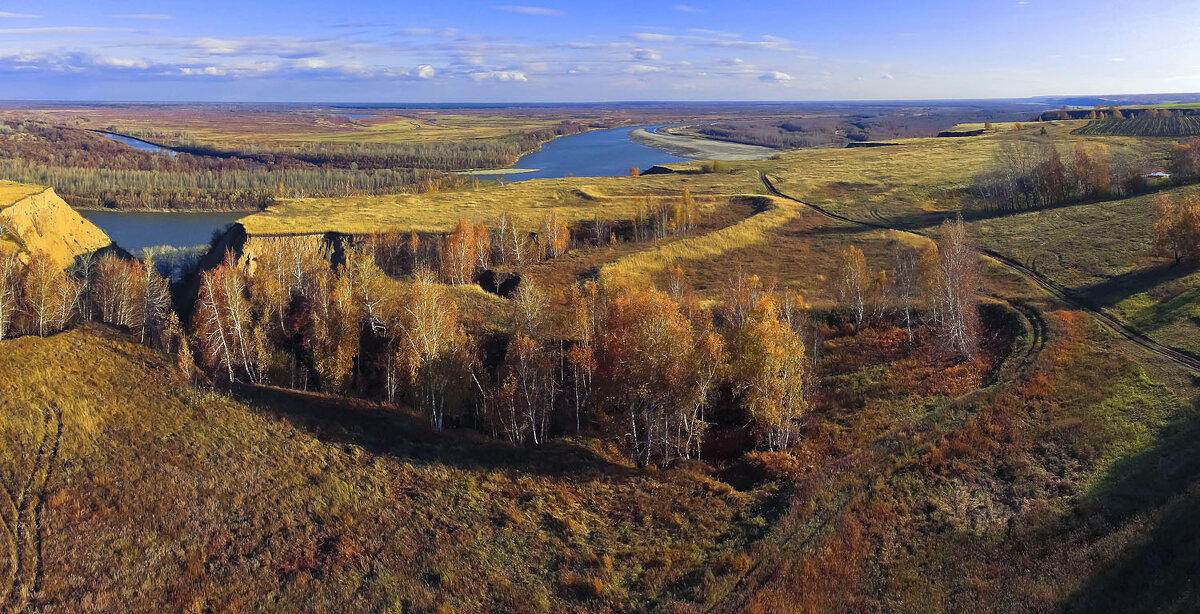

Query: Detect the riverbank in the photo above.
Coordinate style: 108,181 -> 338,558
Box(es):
630,126 -> 779,161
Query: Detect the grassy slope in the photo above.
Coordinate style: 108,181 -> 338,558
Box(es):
761,122 -> 1169,222
0,180 -> 45,209
240,170 -> 764,236
0,326 -> 776,613
969,184 -> 1200,355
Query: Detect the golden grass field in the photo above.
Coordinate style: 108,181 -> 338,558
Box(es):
0,325 -> 787,612
0,106 -> 600,149
240,171 -> 762,236
0,180 -> 46,210
3,111 -> 1200,610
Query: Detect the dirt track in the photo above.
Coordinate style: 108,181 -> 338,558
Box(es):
759,173 -> 1200,373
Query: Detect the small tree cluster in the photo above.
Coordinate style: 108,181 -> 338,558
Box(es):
632,191 -> 701,241
831,221 -> 979,359
1152,192 -> 1200,264
971,141 -> 1127,212
0,247 -> 173,344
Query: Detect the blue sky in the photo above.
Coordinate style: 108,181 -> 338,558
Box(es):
1,0 -> 1198,102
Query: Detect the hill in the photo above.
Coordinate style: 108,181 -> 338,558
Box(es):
0,326 -> 779,612
0,181 -> 111,267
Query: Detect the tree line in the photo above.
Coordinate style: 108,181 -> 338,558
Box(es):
0,119 -> 511,210
114,121 -> 591,171
185,215 -> 978,466
971,137 -> 1200,214
0,200 -> 980,467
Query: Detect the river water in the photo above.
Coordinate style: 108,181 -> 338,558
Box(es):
507,124 -> 687,181
98,132 -> 178,157
79,210 -> 243,252
82,124 -> 690,249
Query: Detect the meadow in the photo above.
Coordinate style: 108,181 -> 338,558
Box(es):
2,107 -> 1200,612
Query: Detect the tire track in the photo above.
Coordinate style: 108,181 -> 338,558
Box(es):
2,401 -> 62,613
709,295 -> 1044,613
760,173 -> 1200,373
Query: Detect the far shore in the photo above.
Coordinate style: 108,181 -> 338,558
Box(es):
456,168 -> 540,176
630,127 -> 779,161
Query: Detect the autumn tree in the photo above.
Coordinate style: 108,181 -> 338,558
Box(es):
504,334 -> 557,445
720,269 -> 764,328
397,269 -> 470,429
1153,192 -> 1200,264
594,277 -> 715,466
836,245 -> 870,328
922,217 -> 979,359
1070,142 -> 1111,200
194,252 -> 259,383
1170,137 -> 1200,179
137,256 -> 172,347
306,258 -> 362,393
93,253 -> 140,328
23,252 -> 82,337
892,247 -> 922,345
163,311 -> 194,382
672,188 -> 699,234
543,209 -> 569,259
497,210 -> 530,267
729,293 -> 807,451
565,281 -> 599,432
441,219 -> 478,285
0,245 -> 20,340
473,224 -> 492,271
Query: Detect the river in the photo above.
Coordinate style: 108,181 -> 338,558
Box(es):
506,124 -> 687,181
79,210 -> 243,253
97,132 -> 178,157
81,124 -> 691,250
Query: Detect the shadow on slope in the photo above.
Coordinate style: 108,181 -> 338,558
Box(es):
233,383 -> 633,480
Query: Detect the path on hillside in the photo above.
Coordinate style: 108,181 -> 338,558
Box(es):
0,400 -> 62,613
759,173 -> 1200,373
708,288 -> 1046,612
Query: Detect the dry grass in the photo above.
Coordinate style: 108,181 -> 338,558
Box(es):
968,183 -> 1200,355
604,194 -> 798,280
240,173 -> 758,236
0,325 -> 779,613
0,180 -> 45,210
1,107 -> 589,148
758,123 -> 1172,222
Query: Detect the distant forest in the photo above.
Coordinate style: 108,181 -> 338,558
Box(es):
0,119 -> 586,211
690,104 -> 1037,149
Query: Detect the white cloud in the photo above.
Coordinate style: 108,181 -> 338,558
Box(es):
193,37 -> 243,55
94,56 -> 148,69
881,73 -> 894,79
625,64 -> 664,74
416,64 -> 436,79
400,27 -> 459,37
469,70 -> 528,82
493,5 -> 564,16
0,11 -> 40,18
674,4 -> 703,12
1111,57 -> 1126,62
180,66 -> 227,76
759,71 -> 792,82
631,33 -> 675,42
688,28 -> 740,38
632,48 -> 661,61
112,14 -> 171,20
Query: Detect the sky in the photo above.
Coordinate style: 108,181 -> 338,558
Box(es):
1,0 -> 1198,102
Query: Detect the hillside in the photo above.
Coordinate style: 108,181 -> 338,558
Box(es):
0,181 -> 111,267
0,326 -> 780,612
